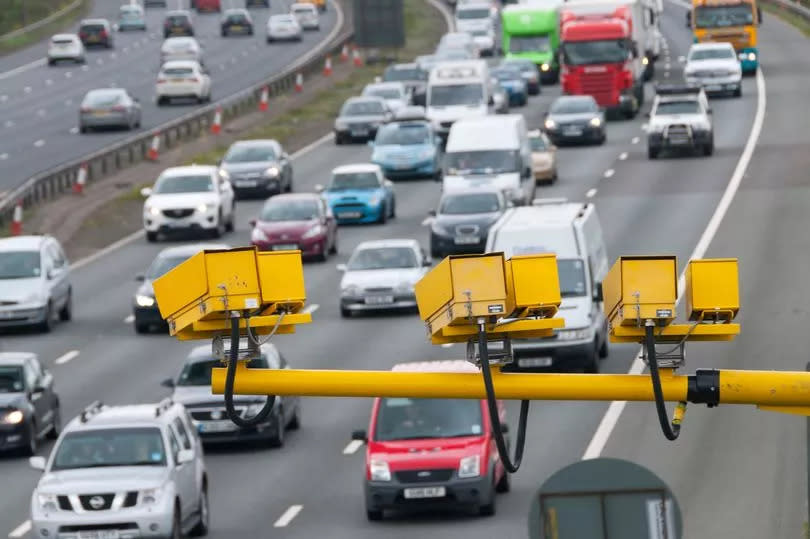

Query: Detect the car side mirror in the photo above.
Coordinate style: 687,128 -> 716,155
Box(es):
135,273 -> 145,282
351,429 -> 367,442
161,377 -> 175,388
488,95 -> 494,106
427,209 -> 436,217
757,6 -> 763,24
29,456 -> 46,471
336,263 -> 347,272
140,187 -> 152,197
249,219 -> 257,228
314,184 -> 325,193
593,281 -> 604,303
176,449 -> 194,465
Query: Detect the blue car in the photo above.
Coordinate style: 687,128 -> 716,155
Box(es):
118,4 -> 147,31
491,66 -> 528,107
319,164 -> 396,224
370,119 -> 443,181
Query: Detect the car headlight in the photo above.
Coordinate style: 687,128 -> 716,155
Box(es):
544,119 -> 556,130
642,56 -> 649,66
368,194 -> 381,206
264,166 -> 280,178
335,119 -> 347,129
138,486 -> 165,506
301,224 -> 323,239
145,204 -> 160,216
2,409 -> 24,425
218,169 -> 230,180
589,117 -> 602,127
369,459 -> 391,481
458,455 -> 481,478
341,284 -> 361,297
251,227 -> 269,243
395,281 -> 414,294
135,294 -> 156,307
740,52 -> 756,61
37,493 -> 58,512
197,202 -> 216,213
556,328 -> 594,341
540,63 -> 550,72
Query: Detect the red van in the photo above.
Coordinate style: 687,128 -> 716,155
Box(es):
194,0 -> 221,12
351,360 -> 511,520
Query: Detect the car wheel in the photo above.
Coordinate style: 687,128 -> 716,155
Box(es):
316,248 -> 327,262
478,486 -> 496,516
225,206 -> 235,232
170,505 -> 182,539
287,404 -> 300,430
335,133 -> 344,145
47,404 -> 61,440
648,146 -> 659,159
340,306 -> 351,318
703,141 -> 714,156
79,125 -> 88,134
366,508 -> 383,521
156,96 -> 166,106
495,468 -> 511,493
189,487 -> 210,536
197,94 -> 206,104
47,59 -> 55,66
378,204 -> 387,224
268,405 -> 285,448
583,346 -> 600,373
267,37 -> 273,43
135,321 -> 150,334
39,302 -> 54,333
734,86 -> 742,98
389,198 -> 396,218
146,230 -> 158,243
23,421 -> 38,457
221,30 -> 227,37
59,289 -> 72,321
211,212 -> 224,238
599,337 -> 608,359
329,234 -> 337,255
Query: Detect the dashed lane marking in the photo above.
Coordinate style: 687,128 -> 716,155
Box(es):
274,505 -> 303,527
55,350 -> 80,365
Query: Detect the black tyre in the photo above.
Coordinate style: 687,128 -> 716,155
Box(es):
59,290 -> 72,321
378,204 -> 387,224
23,422 -> 38,457
584,347 -> 600,373
268,406 -> 285,448
389,198 -> 396,218
340,306 -> 351,318
287,405 -> 300,430
156,96 -> 166,106
225,207 -> 235,232
734,86 -> 742,98
48,59 -> 55,66
599,337 -> 608,359
146,231 -> 158,242
647,146 -> 659,159
366,508 -> 383,521
170,506 -> 181,539
329,234 -> 337,255
703,141 -> 714,156
79,125 -> 88,134
478,489 -> 496,516
211,213 -> 224,238
39,302 -> 54,333
47,405 -> 61,440
495,469 -> 510,493
189,487 -> 210,536
135,321 -> 150,334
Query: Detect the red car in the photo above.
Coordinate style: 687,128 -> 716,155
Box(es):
250,193 -> 337,261
195,0 -> 221,12
351,360 -> 510,520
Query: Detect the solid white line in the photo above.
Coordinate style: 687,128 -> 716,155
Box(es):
302,304 -> 319,314
603,169 -> 615,178
273,505 -> 303,527
618,152 -> 628,160
24,86 -> 31,93
124,314 -> 135,323
8,520 -> 31,538
4,120 -> 13,128
586,188 -> 597,198
631,136 -> 640,144
55,350 -> 80,365
0,95 -> 7,101
34,139 -> 45,147
72,230 -> 144,270
290,132 -> 334,160
583,68 -> 767,461
0,59 -> 46,81
343,440 -> 364,454
0,154 -> 8,160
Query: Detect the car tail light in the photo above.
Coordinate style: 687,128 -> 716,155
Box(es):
80,107 -> 91,113
112,105 -> 126,112
187,77 -> 199,83
100,30 -> 108,38
157,78 -> 167,83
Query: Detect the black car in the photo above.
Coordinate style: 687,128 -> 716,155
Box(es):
0,353 -> 60,456
382,63 -> 428,106
246,0 -> 270,5
162,342 -> 300,447
334,96 -> 392,144
218,139 -> 293,198
500,58 -> 541,94
133,243 -> 230,333
429,188 -> 508,258
78,19 -> 114,48
164,10 -> 195,37
221,8 -> 254,36
543,95 -> 606,146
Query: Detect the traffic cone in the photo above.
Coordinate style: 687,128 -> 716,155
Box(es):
10,202 -> 22,236
73,163 -> 87,195
294,73 -> 303,92
340,44 -> 349,62
352,47 -> 363,67
259,86 -> 269,112
211,107 -> 222,135
147,132 -> 160,161
323,56 -> 333,77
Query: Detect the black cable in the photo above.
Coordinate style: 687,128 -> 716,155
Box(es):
224,314 -> 276,427
645,322 -> 681,441
477,324 -> 529,473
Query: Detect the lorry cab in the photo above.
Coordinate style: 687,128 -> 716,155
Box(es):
485,200 -> 609,372
500,1 -> 563,82
687,0 -> 761,73
353,360 -> 510,520
426,60 -> 492,139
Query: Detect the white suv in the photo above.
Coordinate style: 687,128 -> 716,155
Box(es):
29,400 -> 209,539
142,165 -> 236,242
156,60 -> 211,105
47,34 -> 85,65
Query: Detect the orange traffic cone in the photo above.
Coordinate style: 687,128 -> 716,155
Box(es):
147,132 -> 160,161
352,47 -> 363,67
340,44 -> 349,62
323,56 -> 333,77
211,107 -> 222,135
259,86 -> 269,112
10,201 -> 22,236
294,73 -> 303,92
73,163 -> 87,195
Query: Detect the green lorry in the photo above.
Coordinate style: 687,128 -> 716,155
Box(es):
501,2 -> 561,83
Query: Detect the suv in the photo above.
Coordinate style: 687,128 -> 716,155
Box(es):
162,342 -> 300,447
0,235 -> 72,332
29,400 -> 209,539
78,19 -> 114,48
646,84 -> 713,159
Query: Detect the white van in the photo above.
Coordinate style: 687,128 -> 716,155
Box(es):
485,200 -> 609,372
426,60 -> 492,138
443,114 -> 534,206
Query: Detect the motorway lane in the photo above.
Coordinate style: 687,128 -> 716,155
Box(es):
599,11 -> 810,539
0,4 -> 767,537
0,0 -> 339,192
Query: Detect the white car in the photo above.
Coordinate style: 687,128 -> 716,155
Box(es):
469,26 -> 496,57
156,60 -> 211,105
266,14 -> 303,42
646,85 -> 713,159
683,42 -> 742,97
362,82 -> 409,112
160,36 -> 203,66
141,165 -> 236,242
47,34 -> 85,65
436,31 -> 480,58
337,239 -> 431,317
291,3 -> 320,30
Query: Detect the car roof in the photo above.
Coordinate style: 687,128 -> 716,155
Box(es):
166,10 -> 191,16
230,139 -> 277,148
456,2 -> 492,10
0,235 -> 49,251
81,18 -> 109,25
160,60 -> 201,70
84,88 -> 127,97
388,62 -> 418,70
364,82 -> 405,92
66,402 -> 181,431
690,42 -> 734,51
0,352 -> 36,366
355,239 -> 420,250
291,2 -> 317,8
270,13 -> 296,19
553,95 -> 596,104
52,33 -> 78,40
441,186 -> 502,198
332,163 -> 381,174
159,164 -> 217,176
392,360 -> 479,373
344,95 -> 386,105
156,243 -> 230,259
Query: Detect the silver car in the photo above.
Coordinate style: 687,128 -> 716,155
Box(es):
218,139 -> 293,198
79,88 -> 142,133
337,239 -> 431,317
0,235 -> 71,332
29,400 -> 209,539
266,14 -> 302,42
291,3 -> 320,30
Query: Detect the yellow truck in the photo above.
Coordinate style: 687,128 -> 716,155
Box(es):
688,0 -> 762,73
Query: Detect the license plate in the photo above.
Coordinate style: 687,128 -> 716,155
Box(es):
93,111 -> 110,117
454,236 -> 479,245
351,129 -> 368,137
78,531 -> 119,539
393,162 -> 411,170
562,127 -> 583,136
403,487 -> 446,499
235,179 -> 257,187
232,25 -> 243,30
198,420 -> 237,433
365,295 -> 394,305
337,211 -> 362,219
271,244 -> 297,251
518,357 -> 552,368
172,28 -> 184,34
705,84 -> 723,91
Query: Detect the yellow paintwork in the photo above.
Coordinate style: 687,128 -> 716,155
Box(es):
609,323 -> 740,343
504,253 -> 561,319
685,258 -> 739,321
604,256 -> 678,327
429,317 -> 564,344
691,0 -> 759,52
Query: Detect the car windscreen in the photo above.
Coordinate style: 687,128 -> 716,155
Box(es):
52,37 -> 75,44
177,356 -> 268,386
0,251 -> 41,279
550,98 -> 597,114
694,4 -> 753,27
81,24 -> 106,32
445,150 -> 520,175
224,145 -> 276,163
0,366 -> 24,393
690,48 -> 736,60
457,8 -> 490,19
226,13 -> 248,21
83,91 -> 124,107
375,124 -> 430,145
292,6 -> 314,13
529,135 -> 548,151
161,67 -> 195,77
365,88 -> 401,99
429,83 -> 483,107
509,35 -> 551,53
51,428 -> 168,470
434,49 -> 473,61
492,68 -> 522,81
166,15 -> 190,24
561,39 -> 631,66
341,101 -> 385,116
374,397 -> 484,441
261,200 -> 319,221
270,15 -> 295,23
153,174 -> 214,194
329,172 -> 379,190
120,7 -> 142,18
348,247 -> 418,270
147,255 -> 189,280
384,66 -> 425,81
655,100 -> 700,115
440,192 -> 500,214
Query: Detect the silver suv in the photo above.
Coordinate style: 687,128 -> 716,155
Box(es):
29,400 -> 209,539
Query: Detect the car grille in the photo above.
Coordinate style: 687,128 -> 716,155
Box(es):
60,524 -> 139,533
333,203 -> 365,212
162,208 -> 194,218
57,492 -> 139,512
365,287 -> 394,293
395,469 -> 455,483
189,406 -> 245,420
664,124 -> 692,145
79,494 -> 116,511
455,224 -> 480,236
0,300 -> 17,306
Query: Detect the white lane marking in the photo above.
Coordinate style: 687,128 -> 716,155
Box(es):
65,99 -> 73,106
96,58 -> 104,65
618,152 -> 628,161
665,72 -> 670,78
343,440 -> 364,454
8,520 -> 31,538
641,123 -> 648,131
46,79 -> 53,86
290,132 -> 335,159
583,68 -> 768,460
34,139 -> 45,147
81,65 -> 90,72
665,63 -> 671,70
274,505 -> 303,527
37,109 -> 46,117
0,58 -> 46,81
69,126 -> 79,135
24,86 -> 31,93
65,71 -> 73,78
4,120 -> 14,128
0,95 -> 7,102
631,136 -> 640,144
72,229 -> 144,270
302,304 -> 319,314
586,188 -> 597,198
0,153 -> 8,160
110,52 -> 117,59
55,350 -> 80,365
123,46 -> 130,53
133,41 -> 140,48
124,314 -> 135,323
603,169 -> 615,178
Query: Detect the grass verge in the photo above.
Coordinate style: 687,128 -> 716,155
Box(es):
762,1 -> 810,37
0,0 -> 91,56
